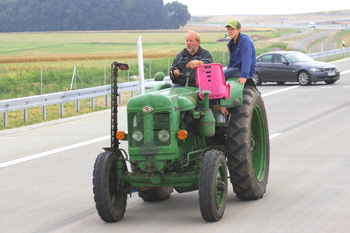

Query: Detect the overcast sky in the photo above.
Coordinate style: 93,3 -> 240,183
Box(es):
163,0 -> 350,16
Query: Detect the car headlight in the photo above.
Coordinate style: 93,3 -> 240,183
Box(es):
158,130 -> 170,142
310,68 -> 323,72
132,130 -> 143,141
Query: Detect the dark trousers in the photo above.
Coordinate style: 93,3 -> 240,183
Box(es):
224,67 -> 241,80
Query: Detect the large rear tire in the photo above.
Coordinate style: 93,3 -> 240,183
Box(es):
93,151 -> 128,222
226,85 -> 270,200
199,150 -> 228,222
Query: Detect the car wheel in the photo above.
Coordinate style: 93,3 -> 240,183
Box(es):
325,80 -> 336,84
298,71 -> 311,86
252,73 -> 262,85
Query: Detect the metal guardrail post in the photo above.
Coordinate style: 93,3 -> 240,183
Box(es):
3,113 -> 8,127
119,95 -> 122,104
60,103 -> 64,116
91,98 -> 95,109
76,100 -> 80,112
42,106 -> 46,119
104,95 -> 108,107
24,109 -> 28,123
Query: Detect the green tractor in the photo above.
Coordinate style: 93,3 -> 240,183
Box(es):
92,61 -> 270,222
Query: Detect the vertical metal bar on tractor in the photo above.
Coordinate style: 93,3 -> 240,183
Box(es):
111,63 -> 119,149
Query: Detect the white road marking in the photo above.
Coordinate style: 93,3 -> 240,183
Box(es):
262,86 -> 300,97
269,133 -> 282,139
0,135 -> 109,168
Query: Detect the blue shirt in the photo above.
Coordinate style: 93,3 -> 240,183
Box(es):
227,33 -> 256,79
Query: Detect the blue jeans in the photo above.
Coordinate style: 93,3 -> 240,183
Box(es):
224,67 -> 241,80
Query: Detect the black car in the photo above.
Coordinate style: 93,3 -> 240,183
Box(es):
253,51 -> 340,85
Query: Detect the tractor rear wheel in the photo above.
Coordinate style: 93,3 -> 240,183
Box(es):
93,151 -> 128,222
138,187 -> 173,202
226,85 -> 270,200
199,150 -> 228,222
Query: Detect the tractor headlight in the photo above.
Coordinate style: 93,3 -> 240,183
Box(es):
132,130 -> 143,141
158,130 -> 170,142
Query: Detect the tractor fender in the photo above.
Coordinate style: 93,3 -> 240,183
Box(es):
219,77 -> 256,108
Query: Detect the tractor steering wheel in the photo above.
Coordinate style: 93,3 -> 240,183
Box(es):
170,61 -> 195,85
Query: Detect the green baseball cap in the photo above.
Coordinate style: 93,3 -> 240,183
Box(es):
225,20 -> 241,29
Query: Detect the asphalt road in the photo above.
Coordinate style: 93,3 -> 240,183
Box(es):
1,58 -> 350,233
288,29 -> 339,51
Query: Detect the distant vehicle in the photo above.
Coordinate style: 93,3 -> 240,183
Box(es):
253,51 -> 340,86
309,22 -> 316,28
216,37 -> 230,42
216,34 -> 230,42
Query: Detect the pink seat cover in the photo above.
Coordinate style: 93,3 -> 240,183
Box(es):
196,63 -> 230,99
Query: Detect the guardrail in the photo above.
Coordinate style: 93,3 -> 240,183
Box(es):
1,48 -> 349,127
0,80 -> 156,127
309,47 -> 350,61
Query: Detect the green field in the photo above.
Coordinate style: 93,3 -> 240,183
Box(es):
0,31 -> 222,56
0,28 -> 290,57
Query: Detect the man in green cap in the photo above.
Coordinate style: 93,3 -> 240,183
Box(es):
224,20 -> 256,84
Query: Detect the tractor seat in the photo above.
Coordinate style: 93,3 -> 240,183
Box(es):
196,63 -> 230,99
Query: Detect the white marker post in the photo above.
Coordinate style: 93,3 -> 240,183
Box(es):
137,36 -> 145,95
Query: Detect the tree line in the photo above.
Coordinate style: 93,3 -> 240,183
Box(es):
0,0 -> 191,32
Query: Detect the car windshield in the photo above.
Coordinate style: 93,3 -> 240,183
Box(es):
285,52 -> 314,63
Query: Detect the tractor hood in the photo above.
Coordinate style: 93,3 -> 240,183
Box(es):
127,87 -> 199,112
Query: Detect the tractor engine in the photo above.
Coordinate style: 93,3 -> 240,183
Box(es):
125,87 -> 212,174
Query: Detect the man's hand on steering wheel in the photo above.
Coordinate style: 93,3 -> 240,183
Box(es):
171,61 -> 199,84
171,62 -> 190,80
172,69 -> 182,78
186,60 -> 203,69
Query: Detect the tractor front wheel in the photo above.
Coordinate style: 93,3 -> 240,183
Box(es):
199,150 -> 228,222
93,151 -> 128,222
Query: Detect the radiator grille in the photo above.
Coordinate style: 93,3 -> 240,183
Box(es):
153,112 -> 171,146
128,111 -> 171,147
324,67 -> 336,71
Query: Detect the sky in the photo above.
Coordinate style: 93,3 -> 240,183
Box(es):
163,0 -> 350,16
